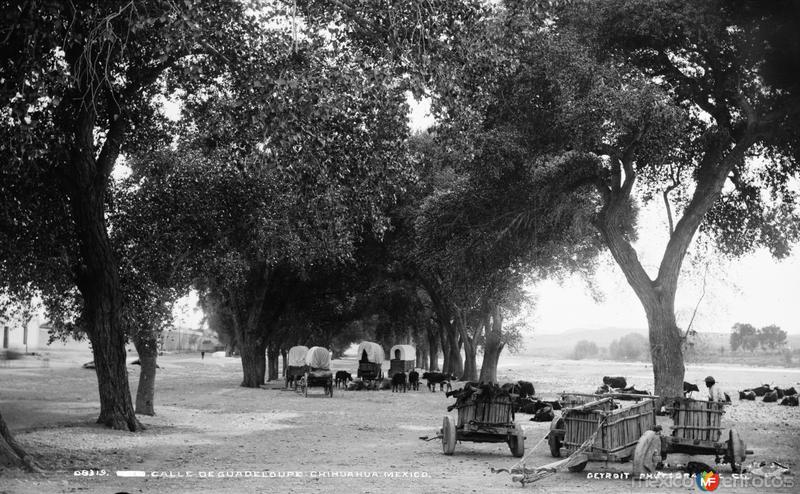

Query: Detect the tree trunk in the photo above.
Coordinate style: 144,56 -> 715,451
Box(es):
643,298 -> 685,399
64,178 -> 141,431
461,336 -> 477,382
448,328 -> 464,378
240,337 -> 266,388
440,329 -> 451,374
427,329 -> 440,371
134,335 -> 158,416
417,346 -> 428,370
281,348 -> 287,377
267,345 -> 279,381
479,305 -> 504,383
0,410 -> 42,472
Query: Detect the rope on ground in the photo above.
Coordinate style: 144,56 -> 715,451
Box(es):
503,417 -> 608,486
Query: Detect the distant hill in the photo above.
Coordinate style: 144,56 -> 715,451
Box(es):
522,327 -> 645,357
521,327 -> 800,357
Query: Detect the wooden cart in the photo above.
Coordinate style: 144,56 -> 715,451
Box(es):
548,396 -> 656,472
441,393 -> 525,457
633,398 -> 750,475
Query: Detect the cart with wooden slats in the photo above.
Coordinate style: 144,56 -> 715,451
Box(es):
632,398 -> 751,475
441,393 -> 525,457
548,395 -> 657,472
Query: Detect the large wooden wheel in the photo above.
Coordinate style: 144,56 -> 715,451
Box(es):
633,430 -> 663,476
442,416 -> 457,455
548,417 -> 564,457
508,423 -> 525,458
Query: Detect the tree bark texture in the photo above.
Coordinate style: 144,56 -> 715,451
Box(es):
427,328 -> 440,371
133,335 -> 158,416
69,184 -> 140,431
0,410 -> 42,472
479,306 -> 504,383
267,345 -> 279,381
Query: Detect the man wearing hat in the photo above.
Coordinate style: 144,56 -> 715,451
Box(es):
705,376 -> 728,402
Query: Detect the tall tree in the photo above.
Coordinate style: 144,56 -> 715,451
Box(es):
425,1 -> 800,396
0,0 -> 261,431
552,0 -> 800,396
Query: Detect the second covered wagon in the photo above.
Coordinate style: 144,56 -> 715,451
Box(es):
356,341 -> 385,382
389,344 -> 416,375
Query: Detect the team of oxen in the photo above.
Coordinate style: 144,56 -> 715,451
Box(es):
331,369 -> 560,421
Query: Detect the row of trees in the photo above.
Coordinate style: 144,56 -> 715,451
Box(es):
571,334 -> 651,362
1,0 -> 799,470
730,323 -> 788,351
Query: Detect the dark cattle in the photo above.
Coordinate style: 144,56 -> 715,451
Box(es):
780,396 -> 799,407
500,382 -> 516,394
347,380 -> 365,391
751,385 -> 772,397
763,390 -> 779,403
407,371 -> 420,391
391,372 -> 408,393
532,406 -> 554,422
784,387 -> 797,396
618,386 -> 650,400
335,371 -> 352,389
685,462 -> 715,476
422,372 -> 454,392
739,390 -> 756,400
602,376 -> 627,389
517,381 -> 535,398
683,382 -> 700,397
774,388 -> 786,399
515,398 -> 542,415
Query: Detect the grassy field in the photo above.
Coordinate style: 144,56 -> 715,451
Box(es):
1,349 -> 798,493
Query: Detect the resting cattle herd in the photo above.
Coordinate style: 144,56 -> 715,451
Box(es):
422,372 -> 454,392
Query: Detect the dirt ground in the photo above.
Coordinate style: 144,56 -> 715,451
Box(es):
1,350 -> 798,493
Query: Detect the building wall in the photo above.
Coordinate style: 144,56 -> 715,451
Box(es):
1,316 -> 42,352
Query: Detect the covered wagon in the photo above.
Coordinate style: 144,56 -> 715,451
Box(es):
285,345 -> 309,389
356,341 -> 385,382
389,345 -> 416,375
298,346 -> 333,397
